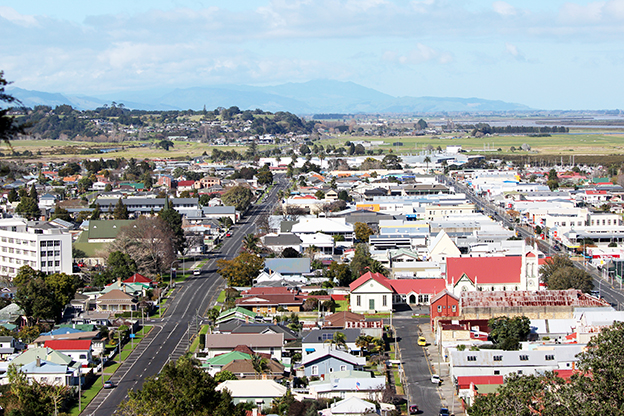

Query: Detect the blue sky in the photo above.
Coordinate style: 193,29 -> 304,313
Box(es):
1,0 -> 623,110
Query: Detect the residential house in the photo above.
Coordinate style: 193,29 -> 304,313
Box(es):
216,307 -> 258,326
43,339 -> 92,367
302,348 -> 365,379
302,329 -> 362,357
202,333 -> 284,360
262,233 -> 303,254
215,379 -> 287,411
202,351 -> 253,376
323,396 -> 377,416
429,290 -> 460,329
309,372 -> 385,401
96,289 -> 138,312
349,272 -> 393,313
14,359 -> 79,387
221,358 -> 285,380
0,336 -> 22,358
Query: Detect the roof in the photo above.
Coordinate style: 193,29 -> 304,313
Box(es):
456,375 -> 504,389
215,379 -> 287,397
177,180 -> 195,186
330,396 -> 376,414
349,272 -> 392,292
388,278 -> 446,295
19,360 -> 69,375
446,256 -> 522,285
323,311 -> 366,328
221,358 -> 285,375
430,289 -> 460,304
203,351 -> 251,366
44,339 -> 92,351
11,347 -> 72,366
235,294 -> 303,307
264,233 -> 303,246
303,329 -> 362,344
203,333 -> 284,349
122,273 -> 154,284
88,220 -> 136,240
302,347 -> 366,366
265,258 -> 311,274
97,289 -> 136,302
231,324 -> 298,340
461,289 -> 611,308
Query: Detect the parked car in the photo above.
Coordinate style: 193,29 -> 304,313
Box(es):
417,336 -> 427,346
193,269 -> 201,276
431,374 -> 441,385
439,408 -> 450,416
103,380 -> 115,389
409,404 -> 419,414
225,233 -> 232,237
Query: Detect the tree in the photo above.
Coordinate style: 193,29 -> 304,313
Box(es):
15,197 -> 41,220
117,356 -> 245,416
7,188 -> 18,203
214,370 -> 237,383
488,316 -> 530,350
159,197 -> 185,254
302,297 -> 319,312
547,168 -> 559,191
113,197 -> 129,219
540,255 -> 593,292
354,222 -> 374,242
91,203 -> 101,220
326,261 -> 353,286
423,156 -> 432,172
50,205 -> 72,222
416,118 -> 428,130
241,233 -> 261,254
221,186 -> 254,212
107,251 -> 138,281
251,354 -> 269,379
217,216 -> 233,229
157,139 -> 174,151
315,190 -> 325,200
281,247 -> 301,258
0,72 -> 26,146
326,331 -> 348,350
216,252 -> 264,286
350,243 -> 374,278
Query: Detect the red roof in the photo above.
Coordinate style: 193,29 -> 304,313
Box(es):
122,273 -> 154,284
446,256 -> 522,285
242,287 -> 294,296
177,180 -> 195,186
389,278 -> 446,295
457,375 -> 504,389
349,272 -> 392,291
44,339 -> 92,351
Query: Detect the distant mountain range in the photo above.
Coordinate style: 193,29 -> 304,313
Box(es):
8,80 -> 532,114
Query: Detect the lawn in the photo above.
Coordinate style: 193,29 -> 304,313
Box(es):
335,300 -> 349,311
189,325 -> 210,353
216,290 -> 226,304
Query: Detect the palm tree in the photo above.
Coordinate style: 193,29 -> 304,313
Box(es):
242,233 -> 260,254
424,156 -> 431,172
325,331 -> 348,351
355,335 -> 371,357
251,354 -> 269,379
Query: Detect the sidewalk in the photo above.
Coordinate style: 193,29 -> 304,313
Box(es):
419,322 -> 465,416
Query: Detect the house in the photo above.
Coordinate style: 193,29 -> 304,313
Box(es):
349,272 -> 393,313
202,351 -> 252,376
96,289 -> 138,312
309,372 -> 385,400
322,312 -> 366,329
15,359 -> 79,387
202,333 -> 284,360
221,358 -> 285,380
265,258 -> 311,276
263,233 -> 303,254
302,347 -> 366,379
43,339 -> 92,367
0,336 -> 22,358
122,273 -> 156,288
302,329 -> 362,357
235,294 -> 304,314
457,375 -> 504,407
216,307 -> 258,326
430,290 -> 460,329
215,379 -> 287,411
176,180 -> 196,193
322,396 -> 377,416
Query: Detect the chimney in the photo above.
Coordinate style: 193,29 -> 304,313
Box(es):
36,357 -> 41,367
252,408 -> 258,416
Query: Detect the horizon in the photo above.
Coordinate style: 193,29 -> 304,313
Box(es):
2,1 -> 624,111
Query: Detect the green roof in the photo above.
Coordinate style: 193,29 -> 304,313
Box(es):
592,177 -> 611,184
216,307 -> 257,324
57,324 -> 97,332
202,351 -> 251,367
88,220 -> 136,240
11,347 -> 73,367
120,182 -> 145,190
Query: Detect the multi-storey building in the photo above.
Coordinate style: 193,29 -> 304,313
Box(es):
0,219 -> 73,278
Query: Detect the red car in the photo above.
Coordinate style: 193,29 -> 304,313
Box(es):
225,233 -> 232,237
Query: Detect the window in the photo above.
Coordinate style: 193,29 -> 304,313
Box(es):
545,355 -> 554,361
48,261 -> 53,267
53,240 -> 60,246
340,365 -> 347,371
467,356 -> 477,362
437,305 -> 442,312
452,305 -> 457,312
311,366 -> 318,376
518,370 -> 523,374
418,294 -> 429,303
519,355 -> 529,361
47,251 -> 53,257
494,370 -> 500,375
79,354 -> 87,359
356,295 -> 361,307
493,356 -> 502,361
329,367 -> 333,373
54,251 -> 60,256
40,241 -> 46,247
41,251 -> 46,257
382,295 -> 387,307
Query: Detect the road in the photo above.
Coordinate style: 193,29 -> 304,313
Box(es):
394,315 -> 442,416
82,175 -> 286,415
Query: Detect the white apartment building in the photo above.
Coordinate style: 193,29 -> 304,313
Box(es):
0,219 -> 73,278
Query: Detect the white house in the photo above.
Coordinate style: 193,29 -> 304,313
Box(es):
349,272 -> 393,313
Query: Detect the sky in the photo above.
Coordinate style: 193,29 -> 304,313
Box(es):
1,0 -> 623,110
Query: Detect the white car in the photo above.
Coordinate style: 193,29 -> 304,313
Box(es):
431,374 -> 440,384
193,269 -> 201,275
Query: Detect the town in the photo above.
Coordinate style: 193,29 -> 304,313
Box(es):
0,101 -> 623,416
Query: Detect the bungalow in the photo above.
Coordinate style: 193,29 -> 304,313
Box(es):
302,348 -> 366,379
122,273 -> 156,288
235,294 -> 304,314
309,372 -> 385,401
215,379 -> 287,411
96,289 -> 138,312
202,333 -> 284,360
221,358 -> 285,380
302,329 -> 362,357
216,307 -> 258,326
16,359 -> 78,387
44,339 -> 92,367
202,351 -> 252,376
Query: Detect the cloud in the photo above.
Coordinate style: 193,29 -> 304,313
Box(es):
0,6 -> 38,27
492,1 -> 517,16
383,44 -> 453,65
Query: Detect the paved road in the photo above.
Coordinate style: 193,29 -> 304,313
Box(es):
81,175 -> 286,415
394,315 -> 443,415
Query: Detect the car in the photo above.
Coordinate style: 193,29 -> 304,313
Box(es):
225,233 -> 232,237
409,404 -> 419,414
431,374 -> 441,384
193,269 -> 201,276
417,336 -> 427,346
103,380 -> 115,389
553,245 -> 561,251
439,408 -> 450,416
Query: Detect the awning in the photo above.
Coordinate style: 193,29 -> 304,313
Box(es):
305,348 -> 315,353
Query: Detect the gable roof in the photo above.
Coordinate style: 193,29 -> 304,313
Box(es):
323,311 -> 366,328
349,272 -> 393,292
97,289 -> 136,302
44,339 -> 92,351
215,379 -> 287,398
204,333 -> 284,349
302,347 -> 366,366
203,351 -> 251,366
446,256 -> 522,285
221,358 -> 285,375
265,258 -> 311,274
430,289 -> 459,304
122,273 -> 154,284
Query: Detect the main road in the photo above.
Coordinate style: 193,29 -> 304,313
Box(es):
82,174 -> 287,415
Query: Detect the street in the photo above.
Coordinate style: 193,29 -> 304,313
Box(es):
81,175 -> 286,415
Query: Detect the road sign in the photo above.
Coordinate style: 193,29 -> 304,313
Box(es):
130,334 -> 136,338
